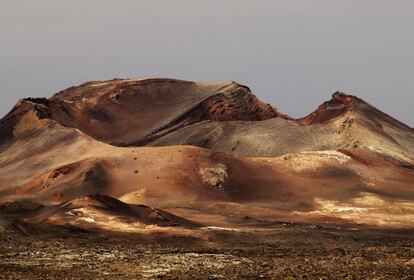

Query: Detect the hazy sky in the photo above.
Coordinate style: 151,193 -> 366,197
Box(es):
1,1 -> 413,125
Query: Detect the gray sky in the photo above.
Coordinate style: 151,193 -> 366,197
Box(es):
1,0 -> 413,125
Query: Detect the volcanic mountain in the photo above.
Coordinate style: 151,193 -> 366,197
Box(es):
0,77 -> 413,230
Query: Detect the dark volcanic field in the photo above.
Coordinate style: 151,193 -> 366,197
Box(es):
1,223 -> 414,280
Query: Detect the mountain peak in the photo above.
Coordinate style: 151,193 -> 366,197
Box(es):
1,78 -> 287,147
299,91 -> 359,125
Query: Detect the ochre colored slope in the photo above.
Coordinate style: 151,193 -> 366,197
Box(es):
4,78 -> 283,146
0,78 -> 413,229
148,92 -> 414,164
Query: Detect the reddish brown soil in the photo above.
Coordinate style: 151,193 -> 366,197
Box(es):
0,78 -> 413,279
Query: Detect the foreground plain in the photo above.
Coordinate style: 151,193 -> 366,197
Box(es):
1,220 -> 414,280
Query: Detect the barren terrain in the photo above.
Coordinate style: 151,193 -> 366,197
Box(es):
1,220 -> 414,279
0,78 -> 413,278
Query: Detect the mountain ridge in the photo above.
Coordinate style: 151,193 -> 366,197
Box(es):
0,77 -> 413,229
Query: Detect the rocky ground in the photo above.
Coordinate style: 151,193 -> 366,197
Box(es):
1,222 -> 413,279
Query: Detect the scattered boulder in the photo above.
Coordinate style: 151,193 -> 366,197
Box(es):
199,164 -> 228,190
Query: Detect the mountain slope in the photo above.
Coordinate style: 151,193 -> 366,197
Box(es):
7,78 -> 284,146
148,92 -> 414,164
0,78 -> 413,228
